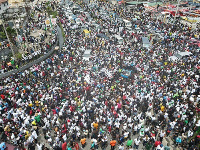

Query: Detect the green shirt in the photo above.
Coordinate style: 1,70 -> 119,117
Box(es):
126,139 -> 133,146
35,115 -> 40,122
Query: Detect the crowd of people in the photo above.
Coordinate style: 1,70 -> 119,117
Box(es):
0,0 -> 200,150
0,1 -> 58,73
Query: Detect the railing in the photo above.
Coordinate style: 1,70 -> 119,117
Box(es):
0,38 -> 59,79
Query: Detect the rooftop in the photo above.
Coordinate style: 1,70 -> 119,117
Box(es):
0,0 -> 7,3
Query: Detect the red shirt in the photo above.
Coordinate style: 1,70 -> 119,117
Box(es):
1,94 -> 5,99
62,142 -> 67,150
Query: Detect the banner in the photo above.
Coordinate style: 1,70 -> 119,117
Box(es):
51,18 -> 57,25
17,35 -> 23,43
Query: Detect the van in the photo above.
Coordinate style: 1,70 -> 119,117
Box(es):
142,37 -> 150,48
82,49 -> 92,61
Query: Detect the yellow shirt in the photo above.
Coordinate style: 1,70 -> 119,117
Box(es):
80,138 -> 86,145
93,123 -> 98,129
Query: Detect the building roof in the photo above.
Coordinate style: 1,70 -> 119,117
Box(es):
0,0 -> 8,4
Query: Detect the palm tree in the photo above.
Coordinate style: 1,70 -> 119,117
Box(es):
0,26 -> 6,40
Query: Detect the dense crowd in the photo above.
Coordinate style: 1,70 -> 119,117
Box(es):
0,0 -> 200,150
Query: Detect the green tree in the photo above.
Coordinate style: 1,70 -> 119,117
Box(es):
6,27 -> 16,36
0,31 -> 6,39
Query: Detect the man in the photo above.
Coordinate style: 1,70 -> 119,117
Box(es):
110,139 -> 117,150
134,137 -> 140,150
62,141 -> 67,150
80,137 -> 86,148
159,130 -> 166,143
164,143 -> 170,150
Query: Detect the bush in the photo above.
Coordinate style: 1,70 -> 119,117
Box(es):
16,52 -> 22,60
48,11 -> 58,18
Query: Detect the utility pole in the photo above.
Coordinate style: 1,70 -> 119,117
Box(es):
13,14 -> 24,55
174,0 -> 180,23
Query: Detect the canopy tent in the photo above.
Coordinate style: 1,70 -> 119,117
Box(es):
126,1 -> 142,5
148,2 -> 163,7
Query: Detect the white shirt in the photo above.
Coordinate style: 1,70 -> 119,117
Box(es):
134,139 -> 140,145
119,145 -> 124,150
37,144 -> 43,150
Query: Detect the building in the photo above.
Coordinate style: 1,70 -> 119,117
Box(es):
8,0 -> 24,7
0,0 -> 9,14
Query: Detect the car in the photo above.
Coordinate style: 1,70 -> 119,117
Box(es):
142,37 -> 150,48
121,69 -> 132,78
168,51 -> 193,61
96,33 -> 109,40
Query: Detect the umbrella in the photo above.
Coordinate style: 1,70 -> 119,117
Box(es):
0,142 -> 6,150
154,141 -> 161,147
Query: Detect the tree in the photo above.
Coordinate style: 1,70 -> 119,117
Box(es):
0,32 -> 6,40
6,27 -> 16,36
0,26 -> 6,40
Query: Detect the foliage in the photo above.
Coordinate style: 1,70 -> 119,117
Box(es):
16,52 -> 22,60
45,1 -> 50,6
46,6 -> 52,12
48,11 -> 58,18
6,27 -> 16,36
0,31 -> 6,39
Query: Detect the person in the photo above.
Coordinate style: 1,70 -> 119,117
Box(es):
62,142 -> 67,150
75,142 -> 79,150
0,142 -> 6,150
134,138 -> 140,150
164,143 -> 170,150
159,130 -> 166,143
36,142 -> 43,150
110,139 -> 117,150
80,137 -> 86,148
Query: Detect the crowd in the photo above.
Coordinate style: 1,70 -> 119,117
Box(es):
0,1 -> 58,73
0,0 -> 200,150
